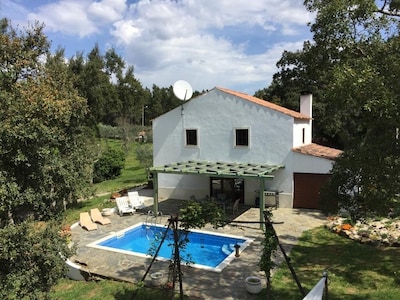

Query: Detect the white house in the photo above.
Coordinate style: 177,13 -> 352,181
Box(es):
150,87 -> 341,218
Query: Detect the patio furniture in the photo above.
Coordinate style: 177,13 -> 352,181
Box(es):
90,208 -> 111,225
227,198 -> 240,215
216,200 -> 226,213
115,196 -> 135,216
190,194 -> 209,204
79,212 -> 98,231
128,191 -> 146,210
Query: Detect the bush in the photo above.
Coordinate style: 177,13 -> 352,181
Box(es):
0,220 -> 72,299
98,123 -> 124,139
93,148 -> 126,183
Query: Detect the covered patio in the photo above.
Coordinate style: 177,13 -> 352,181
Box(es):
150,160 -> 285,228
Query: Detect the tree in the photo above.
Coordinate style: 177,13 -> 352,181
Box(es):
0,220 -> 72,299
93,147 -> 126,183
0,18 -> 94,297
69,47 -> 148,127
135,143 -> 153,181
70,44 -> 120,125
0,22 -> 96,223
260,1 -> 400,217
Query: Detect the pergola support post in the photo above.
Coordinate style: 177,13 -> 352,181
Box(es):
259,178 -> 265,230
152,173 -> 159,216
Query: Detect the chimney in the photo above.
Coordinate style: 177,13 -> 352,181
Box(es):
300,92 -> 312,118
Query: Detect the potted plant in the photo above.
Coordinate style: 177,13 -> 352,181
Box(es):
150,272 -> 164,286
245,276 -> 262,294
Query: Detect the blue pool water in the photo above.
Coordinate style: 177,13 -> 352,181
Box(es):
88,222 -> 252,272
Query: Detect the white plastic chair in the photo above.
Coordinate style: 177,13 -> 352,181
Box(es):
115,196 -> 135,216
128,191 -> 146,210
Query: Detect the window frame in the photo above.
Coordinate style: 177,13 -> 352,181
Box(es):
185,128 -> 199,147
234,127 -> 250,148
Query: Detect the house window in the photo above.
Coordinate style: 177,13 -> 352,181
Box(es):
302,128 -> 305,144
235,128 -> 249,147
186,129 -> 198,146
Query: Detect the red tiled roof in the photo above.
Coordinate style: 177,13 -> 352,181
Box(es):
292,143 -> 343,160
215,87 -> 311,120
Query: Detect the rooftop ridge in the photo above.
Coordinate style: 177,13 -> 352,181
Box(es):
215,86 -> 311,120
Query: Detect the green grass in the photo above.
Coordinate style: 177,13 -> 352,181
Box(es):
266,227 -> 400,299
50,278 -> 187,300
63,140 -> 148,226
92,140 -> 148,195
63,195 -> 111,226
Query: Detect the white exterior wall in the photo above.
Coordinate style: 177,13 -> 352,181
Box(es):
293,93 -> 313,147
153,89 -> 294,200
292,152 -> 334,174
153,89 -> 334,207
293,119 -> 312,147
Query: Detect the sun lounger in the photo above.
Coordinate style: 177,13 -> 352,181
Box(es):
90,208 -> 111,225
128,191 -> 146,210
115,196 -> 135,216
79,212 -> 98,231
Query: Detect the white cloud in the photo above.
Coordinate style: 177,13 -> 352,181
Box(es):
88,0 -> 126,23
147,41 -> 303,94
112,0 -> 312,92
111,20 -> 142,44
7,0 -> 314,94
28,1 -> 98,37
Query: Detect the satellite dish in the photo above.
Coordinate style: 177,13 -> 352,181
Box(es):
173,80 -> 193,101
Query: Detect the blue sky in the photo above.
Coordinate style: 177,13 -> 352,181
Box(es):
2,0 -> 314,95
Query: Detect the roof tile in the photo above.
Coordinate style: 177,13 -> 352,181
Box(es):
215,87 -> 311,120
292,143 -> 343,160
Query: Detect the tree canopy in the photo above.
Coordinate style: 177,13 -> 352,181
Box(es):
67,46 -> 190,128
0,19 -> 97,224
0,18 -> 94,297
258,1 -> 400,217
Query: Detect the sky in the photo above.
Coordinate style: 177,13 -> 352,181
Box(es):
2,0 -> 315,95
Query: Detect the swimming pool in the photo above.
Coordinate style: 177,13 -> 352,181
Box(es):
87,222 -> 253,272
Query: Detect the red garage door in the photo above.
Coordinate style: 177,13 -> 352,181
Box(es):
293,173 -> 330,209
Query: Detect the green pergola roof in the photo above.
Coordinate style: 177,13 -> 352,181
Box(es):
150,160 -> 284,179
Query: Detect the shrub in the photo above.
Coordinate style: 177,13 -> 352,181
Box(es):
98,123 -> 124,139
0,220 -> 71,299
93,148 -> 126,183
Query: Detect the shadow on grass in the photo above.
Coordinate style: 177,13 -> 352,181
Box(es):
114,286 -> 188,300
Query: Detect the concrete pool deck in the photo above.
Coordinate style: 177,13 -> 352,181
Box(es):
70,190 -> 327,299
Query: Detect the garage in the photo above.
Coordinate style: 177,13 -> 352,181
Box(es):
293,173 -> 330,209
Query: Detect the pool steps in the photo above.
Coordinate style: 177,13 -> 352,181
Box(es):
221,243 -> 244,255
221,244 -> 236,255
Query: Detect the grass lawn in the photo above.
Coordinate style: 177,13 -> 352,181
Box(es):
92,140 -> 148,195
51,279 -> 188,300
268,227 -> 400,300
63,140 -> 148,226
